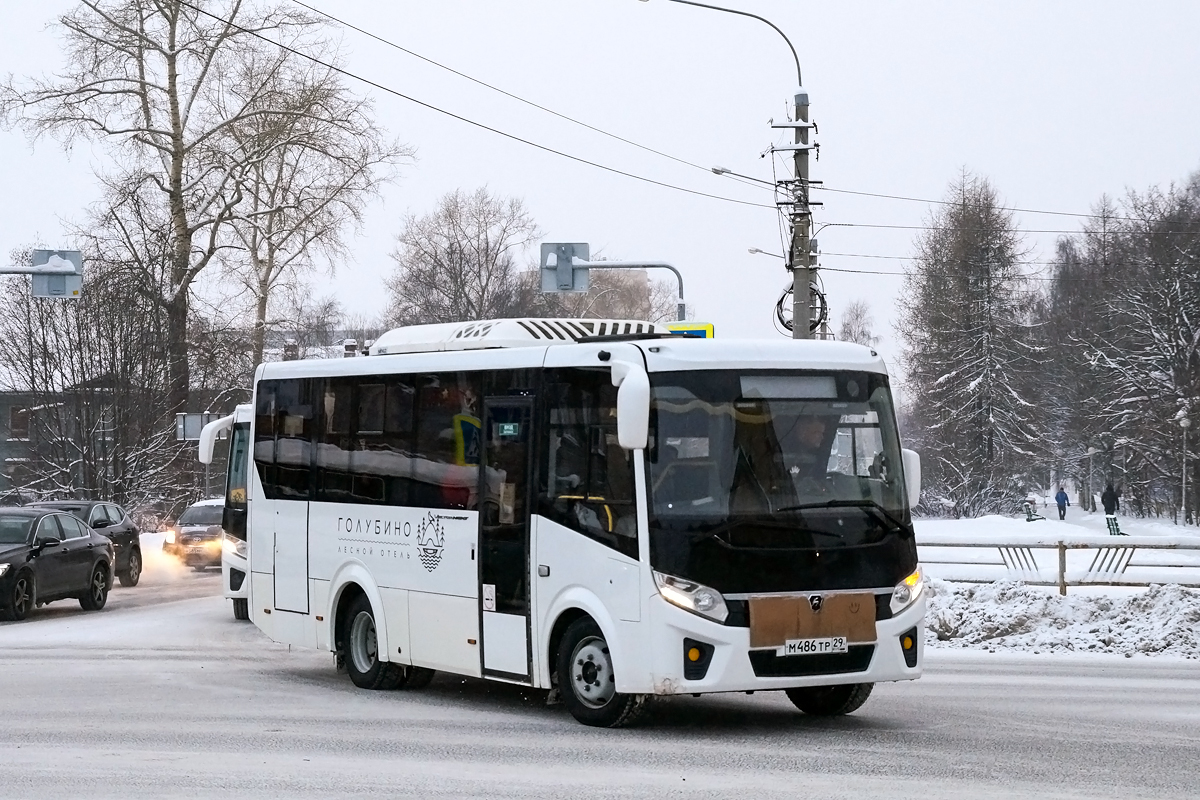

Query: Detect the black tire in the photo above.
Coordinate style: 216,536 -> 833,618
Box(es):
3,571 -> 34,622
341,594 -> 409,690
192,565 -> 207,572
118,549 -> 142,587
785,683 -> 874,716
232,597 -> 250,621
404,666 -> 436,689
556,616 -> 650,728
79,563 -> 110,611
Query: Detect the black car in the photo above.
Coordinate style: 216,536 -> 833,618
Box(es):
27,501 -> 142,587
0,508 -> 115,621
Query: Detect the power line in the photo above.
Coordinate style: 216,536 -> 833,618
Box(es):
818,262 -> 1169,284
180,2 -> 776,211
823,250 -> 1054,266
290,0 -> 731,179
299,0 -> 1184,230
815,220 -> 1200,235
811,185 -> 1150,223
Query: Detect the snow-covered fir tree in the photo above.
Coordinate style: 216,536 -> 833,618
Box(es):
897,172 -> 1044,515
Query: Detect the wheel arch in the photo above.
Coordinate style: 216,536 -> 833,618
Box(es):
541,587 -> 624,688
327,563 -> 390,661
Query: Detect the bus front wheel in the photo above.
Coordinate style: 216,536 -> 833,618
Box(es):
556,617 -> 649,728
785,683 -> 874,716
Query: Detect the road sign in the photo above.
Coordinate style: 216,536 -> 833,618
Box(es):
176,412 -> 227,441
540,243 -> 590,293
29,250 -> 83,299
667,322 -> 715,338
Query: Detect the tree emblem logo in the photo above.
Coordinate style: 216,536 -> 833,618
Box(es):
416,514 -> 445,572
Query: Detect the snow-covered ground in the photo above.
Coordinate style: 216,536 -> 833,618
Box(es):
915,511 -> 1200,658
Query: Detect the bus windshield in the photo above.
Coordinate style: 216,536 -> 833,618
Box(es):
646,370 -> 917,594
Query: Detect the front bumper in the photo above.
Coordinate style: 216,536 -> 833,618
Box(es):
642,592 -> 926,695
179,541 -> 221,566
222,549 -> 248,600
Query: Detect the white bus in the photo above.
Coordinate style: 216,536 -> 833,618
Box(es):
200,318 -> 925,727
200,403 -> 252,620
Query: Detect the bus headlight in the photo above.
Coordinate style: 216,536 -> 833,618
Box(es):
890,568 -> 925,615
653,571 -> 728,624
223,534 -> 247,558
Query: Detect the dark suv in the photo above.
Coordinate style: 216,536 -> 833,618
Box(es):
1,508 -> 115,621
26,501 -> 142,587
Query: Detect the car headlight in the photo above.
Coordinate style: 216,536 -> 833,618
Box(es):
164,529 -> 176,544
0,563 -> 9,578
653,570 -> 728,623
890,568 -> 925,615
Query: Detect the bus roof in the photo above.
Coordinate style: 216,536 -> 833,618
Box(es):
370,318 -> 663,355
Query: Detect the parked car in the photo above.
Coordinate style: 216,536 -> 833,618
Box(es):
163,499 -> 225,571
26,501 -> 142,587
0,508 -> 115,621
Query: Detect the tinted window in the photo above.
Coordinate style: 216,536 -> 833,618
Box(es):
256,371 -> 501,511
539,368 -> 637,559
413,373 -> 481,510
226,423 -> 250,510
178,505 -> 225,526
35,515 -> 63,543
43,504 -> 87,521
0,515 -> 33,544
254,379 -> 316,500
58,515 -> 89,539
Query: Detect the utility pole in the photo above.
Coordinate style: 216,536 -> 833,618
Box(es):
790,89 -> 812,339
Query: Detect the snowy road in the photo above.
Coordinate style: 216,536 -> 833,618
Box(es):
2,573 -> 1199,798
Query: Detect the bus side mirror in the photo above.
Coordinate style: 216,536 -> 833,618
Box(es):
610,362 -> 650,450
199,413 -> 235,465
901,448 -> 921,509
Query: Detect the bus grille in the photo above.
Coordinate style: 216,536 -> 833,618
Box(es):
748,645 -> 875,678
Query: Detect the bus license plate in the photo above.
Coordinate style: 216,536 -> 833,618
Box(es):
778,636 -> 848,656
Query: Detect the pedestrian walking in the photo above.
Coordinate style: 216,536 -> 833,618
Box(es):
1054,487 -> 1070,520
1101,484 -> 1124,535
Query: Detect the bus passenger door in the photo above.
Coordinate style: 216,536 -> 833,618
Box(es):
478,398 -> 534,681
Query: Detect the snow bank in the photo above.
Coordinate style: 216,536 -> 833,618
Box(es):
925,579 -> 1200,658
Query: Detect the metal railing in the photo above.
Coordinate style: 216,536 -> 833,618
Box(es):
916,532 -> 1200,595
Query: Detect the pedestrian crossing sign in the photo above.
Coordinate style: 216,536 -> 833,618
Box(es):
667,322 -> 715,338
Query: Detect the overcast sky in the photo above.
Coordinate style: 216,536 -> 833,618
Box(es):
2,0 -> 1199,371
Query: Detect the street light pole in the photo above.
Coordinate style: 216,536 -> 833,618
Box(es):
644,0 -> 810,337
1182,418 -> 1192,525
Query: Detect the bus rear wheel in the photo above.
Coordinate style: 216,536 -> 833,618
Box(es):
785,682 -> 874,716
556,617 -> 649,728
342,594 -> 427,691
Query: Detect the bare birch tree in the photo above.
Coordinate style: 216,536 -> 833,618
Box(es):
0,0 -> 328,411
386,188 -> 542,324
837,299 -> 881,347
219,50 -> 410,364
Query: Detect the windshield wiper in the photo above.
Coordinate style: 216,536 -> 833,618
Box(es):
773,499 -> 907,531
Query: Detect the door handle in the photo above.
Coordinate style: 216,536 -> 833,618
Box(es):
538,565 -> 550,577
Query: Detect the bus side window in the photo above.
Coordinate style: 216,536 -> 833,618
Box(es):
274,378 -> 315,499
414,372 -> 481,510
254,381 -> 278,497
540,368 -> 637,560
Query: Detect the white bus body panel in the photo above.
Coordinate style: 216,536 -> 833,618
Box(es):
273,501 -> 310,613
310,504 -> 481,676
533,515 -> 647,693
